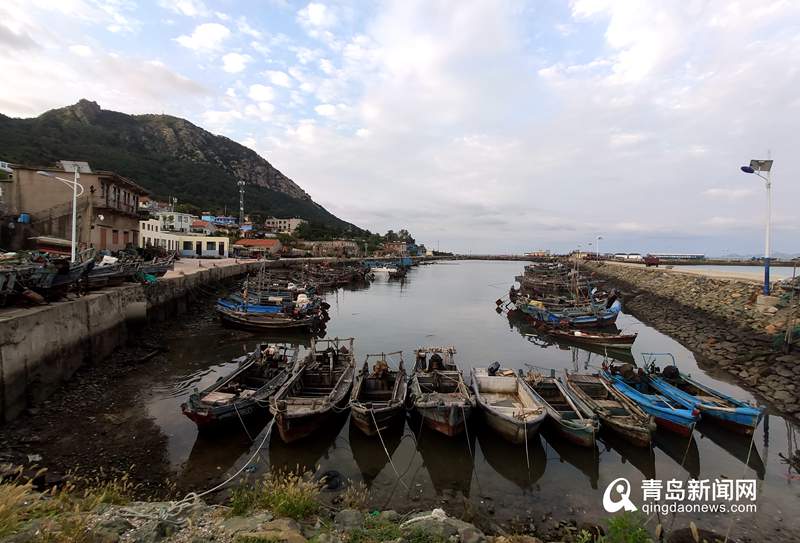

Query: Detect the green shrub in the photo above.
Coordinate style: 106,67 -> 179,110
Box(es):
227,469 -> 321,520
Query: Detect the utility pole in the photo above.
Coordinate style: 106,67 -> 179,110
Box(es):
238,180 -> 245,226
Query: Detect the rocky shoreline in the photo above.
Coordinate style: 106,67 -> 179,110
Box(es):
584,262 -> 800,422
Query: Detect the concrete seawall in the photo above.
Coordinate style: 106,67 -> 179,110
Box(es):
584,261 -> 800,419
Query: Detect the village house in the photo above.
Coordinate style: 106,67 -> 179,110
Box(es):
381,240 -> 409,256
190,219 -> 216,235
140,218 -> 228,258
232,238 -> 282,258
155,210 -> 196,233
3,161 -> 148,252
301,239 -> 360,257
264,216 -> 307,234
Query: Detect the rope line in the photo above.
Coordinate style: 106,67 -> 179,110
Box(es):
370,410 -> 410,491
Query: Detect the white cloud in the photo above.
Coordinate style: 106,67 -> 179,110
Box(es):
297,3 -> 337,29
221,52 -> 251,73
248,84 -> 274,102
314,103 -> 337,117
175,23 -> 230,51
162,0 -> 209,17
202,108 -> 242,128
68,44 -> 92,57
703,187 -> 756,200
244,102 -> 275,121
237,17 -> 263,39
266,70 -> 292,88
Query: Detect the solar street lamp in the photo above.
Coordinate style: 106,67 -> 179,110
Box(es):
740,159 -> 773,295
37,169 -> 85,262
596,235 -> 603,258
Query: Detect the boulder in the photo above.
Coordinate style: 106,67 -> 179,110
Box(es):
222,512 -> 274,534
236,519 -> 307,543
400,509 -> 483,540
334,508 -> 365,532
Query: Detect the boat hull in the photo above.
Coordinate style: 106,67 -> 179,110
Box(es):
351,404 -> 405,436
415,404 -> 471,437
275,403 -> 349,443
480,407 -> 543,444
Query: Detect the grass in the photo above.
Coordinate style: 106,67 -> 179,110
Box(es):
228,468 -> 322,520
346,517 -> 402,543
576,513 -> 653,543
340,481 -> 369,510
0,481 -> 33,538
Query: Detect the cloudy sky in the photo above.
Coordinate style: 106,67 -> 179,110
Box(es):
1,0 -> 799,255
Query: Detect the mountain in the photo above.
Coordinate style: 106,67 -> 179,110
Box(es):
0,100 -> 358,231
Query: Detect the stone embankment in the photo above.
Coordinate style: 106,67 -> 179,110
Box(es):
584,261 -> 800,419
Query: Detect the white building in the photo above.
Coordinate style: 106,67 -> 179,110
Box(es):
140,219 -> 229,258
264,217 -> 306,234
155,211 -> 197,233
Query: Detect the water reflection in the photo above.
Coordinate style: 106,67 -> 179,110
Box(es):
542,426 -> 600,489
349,422 -> 403,485
412,416 -> 476,496
695,420 -> 766,479
477,425 -> 546,490
653,432 -> 701,479
599,431 -> 656,480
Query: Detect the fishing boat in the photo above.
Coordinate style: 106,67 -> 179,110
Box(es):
470,366 -> 546,444
644,356 -> 764,434
564,372 -> 655,447
531,322 -> 637,350
181,344 -> 298,430
216,299 -> 322,331
270,337 -> 355,443
350,351 -> 408,436
523,370 -> 598,447
408,346 -> 474,437
517,299 -> 619,328
602,365 -> 699,437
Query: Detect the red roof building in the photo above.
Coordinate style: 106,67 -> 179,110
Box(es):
232,238 -> 282,255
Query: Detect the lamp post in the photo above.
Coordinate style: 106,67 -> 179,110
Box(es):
37,169 -> 84,263
596,235 -> 603,258
740,159 -> 773,295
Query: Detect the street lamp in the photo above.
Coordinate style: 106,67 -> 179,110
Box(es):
37,169 -> 85,263
740,159 -> 773,295
596,235 -> 603,258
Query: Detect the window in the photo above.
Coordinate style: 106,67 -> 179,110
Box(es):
206,241 -> 216,251
183,241 -> 192,250
123,231 -> 130,244
112,229 -> 119,244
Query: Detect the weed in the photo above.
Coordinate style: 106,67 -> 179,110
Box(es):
226,468 -> 322,520
340,481 -> 369,510
576,512 -> 653,543
235,534 -> 281,543
405,529 -> 450,543
0,481 -> 32,538
346,517 -> 402,543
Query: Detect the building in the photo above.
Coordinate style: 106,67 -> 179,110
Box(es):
155,210 -> 196,233
525,250 -> 551,257
213,216 -> 238,227
613,253 -> 643,261
190,219 -> 216,235
300,239 -> 360,257
232,238 -> 282,257
648,253 -> 705,260
382,241 -> 409,256
140,218 -> 228,258
4,162 -> 148,252
264,217 -> 307,234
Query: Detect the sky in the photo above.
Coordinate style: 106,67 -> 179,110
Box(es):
1,0 -> 799,256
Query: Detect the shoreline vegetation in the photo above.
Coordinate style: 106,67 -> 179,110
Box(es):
0,467 -> 725,543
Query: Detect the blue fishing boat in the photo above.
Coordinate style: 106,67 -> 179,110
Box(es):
602,368 -> 699,436
517,299 -> 619,328
642,354 -> 764,434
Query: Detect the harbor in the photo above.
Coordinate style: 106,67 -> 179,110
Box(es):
2,259 -> 797,541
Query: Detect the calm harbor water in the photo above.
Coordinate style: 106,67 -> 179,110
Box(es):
143,261 -> 798,540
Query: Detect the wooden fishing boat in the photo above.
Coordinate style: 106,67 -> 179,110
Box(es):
647,364 -> 764,434
517,300 -> 619,328
564,372 -> 655,447
181,344 -> 298,430
270,337 -> 355,443
471,367 -> 546,444
350,351 -> 408,436
602,367 -> 699,437
523,370 -> 598,447
532,322 -> 637,350
408,346 -> 474,437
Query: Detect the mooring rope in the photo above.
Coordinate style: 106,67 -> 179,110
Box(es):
233,402 -> 255,442
722,422 -> 760,543
523,417 -> 530,471
370,410 -> 409,491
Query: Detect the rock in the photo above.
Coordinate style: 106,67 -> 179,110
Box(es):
222,512 -> 274,534
87,528 -> 121,543
96,517 -> 134,535
236,519 -> 307,543
131,519 -> 178,543
400,509 -> 481,540
773,390 -> 794,402
379,510 -> 401,523
334,508 -> 364,532
459,525 -> 487,543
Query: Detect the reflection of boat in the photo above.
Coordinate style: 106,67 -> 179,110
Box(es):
564,372 -> 654,447
653,432 -> 700,479
351,351 -> 408,436
270,338 -> 355,443
476,425 -> 546,490
695,421 -> 766,479
598,432 -> 656,480
409,347 -> 474,437
471,367 -> 546,444
182,425 -> 264,492
541,425 -> 600,489
348,421 -> 403,485
181,344 -> 298,430
532,322 -> 637,350
268,411 -> 349,473
523,371 -> 598,447
413,417 -> 476,495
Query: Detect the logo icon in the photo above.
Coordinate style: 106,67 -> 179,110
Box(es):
603,477 -> 638,512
